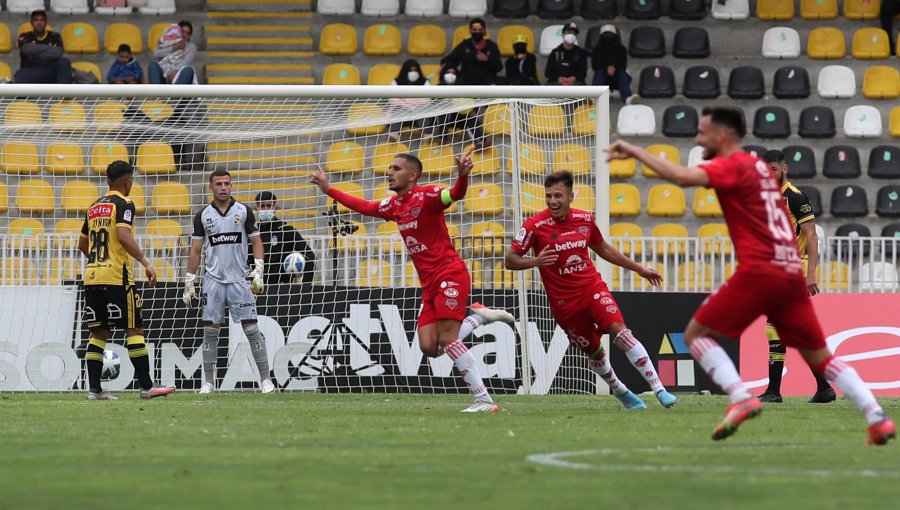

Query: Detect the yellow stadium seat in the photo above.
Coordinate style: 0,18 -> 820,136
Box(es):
15,180 -> 54,214
61,180 -> 99,214
852,28 -> 891,59
136,143 -> 176,175
518,143 -> 547,176
147,22 -> 168,52
72,61 -> 101,82
91,143 -> 129,174
693,187 -> 723,217
610,157 -> 636,178
367,63 -> 400,85
698,223 -> 732,256
844,0 -> 881,20
129,182 -> 146,214
408,24 -> 446,57
644,144 -> 681,178
446,222 -> 462,251
329,181 -> 364,214
572,183 -> 596,212
724,262 -> 737,279
821,261 -> 850,291
0,62 -> 11,81
652,223 -> 689,256
149,260 -> 177,283
0,23 -> 11,53
483,103 -> 511,136
347,103 -> 387,136
891,106 -> 900,137
53,219 -> 84,248
756,0 -> 794,20
139,101 -> 173,122
18,23 -> 54,36
320,23 -> 358,56
552,143 -> 591,175
146,219 -> 182,251
863,65 -> 900,99
610,222 -> 644,257
469,221 -> 506,256
800,0 -> 837,19
452,25 -> 471,48
45,257 -> 82,284
49,101 -> 87,131
463,144 -> 500,175
62,23 -> 100,53
358,258 -> 393,287
92,101 -> 126,131
371,141 -> 410,174
464,184 -> 504,215
322,63 -> 361,86
421,64 -> 442,84
105,23 -> 143,54
676,262 -> 713,291
1,258 -> 36,285
647,184 -> 686,217
610,183 -> 640,216
403,260 -> 419,287
527,105 -> 567,136
493,261 -> 535,289
465,259 -> 485,288
8,218 -> 45,251
375,222 -> 403,254
497,25 -> 535,57
0,181 -> 7,213
364,24 -> 402,56
326,142 -> 365,173
417,143 -> 455,176
5,101 -> 42,126
520,181 -> 546,215
572,103 -> 598,136
336,221 -> 367,253
152,181 -> 191,214
807,27 -> 845,59
1,141 -> 39,175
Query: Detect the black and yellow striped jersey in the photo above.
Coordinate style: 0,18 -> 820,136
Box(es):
781,180 -> 815,259
80,191 -> 136,286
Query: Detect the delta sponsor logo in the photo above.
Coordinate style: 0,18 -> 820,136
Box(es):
88,204 -> 113,219
209,233 -> 241,246
554,240 -> 587,252
398,220 -> 418,232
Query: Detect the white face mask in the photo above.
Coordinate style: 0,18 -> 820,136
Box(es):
258,209 -> 275,222
563,34 -> 577,45
407,71 -> 420,82
443,73 -> 457,85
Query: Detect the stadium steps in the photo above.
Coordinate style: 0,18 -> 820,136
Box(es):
202,19 -> 315,83
204,0 -> 312,13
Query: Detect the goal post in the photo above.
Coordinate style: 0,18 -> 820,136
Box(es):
0,84 -> 611,395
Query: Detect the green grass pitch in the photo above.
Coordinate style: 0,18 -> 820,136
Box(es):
1,393 -> 897,510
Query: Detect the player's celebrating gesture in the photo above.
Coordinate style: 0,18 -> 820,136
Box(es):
310,150 -> 515,412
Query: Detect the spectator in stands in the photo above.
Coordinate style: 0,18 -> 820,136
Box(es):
441,18 -> 503,85
388,59 -> 433,142
590,24 -> 638,104
503,34 -> 538,86
882,0 -> 900,55
107,44 -> 143,84
252,191 -> 317,285
14,9 -> 71,84
148,21 -> 197,85
433,63 -> 490,150
545,22 -> 588,86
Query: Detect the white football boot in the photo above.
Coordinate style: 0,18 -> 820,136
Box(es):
261,378 -> 277,394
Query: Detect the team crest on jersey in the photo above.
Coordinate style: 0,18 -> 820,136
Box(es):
443,288 -> 459,298
410,207 -> 422,218
800,204 -> 812,213
578,226 -> 589,236
444,299 -> 458,310
234,214 -> 241,225
600,296 -> 614,305
123,209 -> 132,222
514,228 -> 526,242
271,235 -> 279,246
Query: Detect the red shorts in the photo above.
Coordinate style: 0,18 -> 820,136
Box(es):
694,268 -> 826,350
417,267 -> 471,327
554,284 -> 625,357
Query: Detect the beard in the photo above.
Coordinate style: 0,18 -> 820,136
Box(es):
702,146 -> 718,160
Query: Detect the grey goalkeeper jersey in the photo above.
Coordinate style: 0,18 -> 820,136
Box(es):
192,199 -> 260,283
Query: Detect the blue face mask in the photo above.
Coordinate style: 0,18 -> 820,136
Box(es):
258,210 -> 275,222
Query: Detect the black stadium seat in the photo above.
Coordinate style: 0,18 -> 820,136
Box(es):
834,223 -> 872,257
830,185 -> 868,217
823,146 -> 861,178
743,144 -> 767,159
868,145 -> 900,179
772,66 -> 810,99
876,185 -> 900,217
683,66 -> 720,99
669,0 -> 707,20
628,26 -> 666,58
638,65 -> 676,98
493,0 -> 530,18
581,0 -> 618,19
881,223 -> 900,256
782,145 -> 817,179
662,105 -> 698,137
753,106 -> 791,138
797,185 -> 823,217
672,27 -> 710,58
537,0 -> 574,19
798,106 -> 836,138
585,25 -> 603,53
625,0 -> 661,19
728,66 -> 765,99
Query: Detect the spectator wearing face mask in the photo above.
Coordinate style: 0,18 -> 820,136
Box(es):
388,59 -> 433,142
504,34 -> 538,86
251,191 -> 317,285
545,22 -> 588,86
441,18 -> 502,85
433,64 -> 489,150
590,24 -> 638,104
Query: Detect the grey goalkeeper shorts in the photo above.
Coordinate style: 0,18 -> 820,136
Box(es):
202,278 -> 258,325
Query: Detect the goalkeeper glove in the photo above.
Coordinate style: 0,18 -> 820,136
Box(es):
183,273 -> 197,308
249,258 -> 265,295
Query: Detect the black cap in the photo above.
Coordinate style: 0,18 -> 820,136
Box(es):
255,191 -> 277,202
562,22 -> 579,35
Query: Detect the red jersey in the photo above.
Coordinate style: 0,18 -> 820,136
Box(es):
510,208 -> 606,314
699,152 -> 802,275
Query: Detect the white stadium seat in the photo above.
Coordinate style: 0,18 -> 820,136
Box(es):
843,105 -> 882,138
405,0 -> 443,16
448,0 -> 487,17
711,0 -> 749,19
817,65 -> 856,99
616,105 -> 656,136
94,0 -> 133,15
8,0 -> 44,14
859,262 -> 900,291
318,0 -> 356,15
51,0 -> 90,15
687,146 -> 708,167
139,0 -> 177,15
539,25 -> 565,57
361,0 -> 400,16
762,27 -> 801,58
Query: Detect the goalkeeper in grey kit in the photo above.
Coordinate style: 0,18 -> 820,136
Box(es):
182,169 -> 276,394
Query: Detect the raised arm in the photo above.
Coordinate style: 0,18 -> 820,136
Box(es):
310,166 -> 390,219
591,240 -> 662,286
446,148 -> 474,203
608,140 -> 710,188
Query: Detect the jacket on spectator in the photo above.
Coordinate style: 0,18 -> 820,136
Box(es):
107,57 -> 143,83
441,38 -> 503,85
18,30 -> 64,69
504,53 -> 539,85
545,44 -> 588,83
591,30 -> 628,74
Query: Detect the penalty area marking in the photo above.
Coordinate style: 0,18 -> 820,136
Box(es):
526,448 -> 900,479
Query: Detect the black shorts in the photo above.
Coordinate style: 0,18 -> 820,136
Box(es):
83,285 -> 143,332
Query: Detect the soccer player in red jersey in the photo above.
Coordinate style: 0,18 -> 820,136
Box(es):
504,170 -> 678,410
607,106 -> 895,445
310,149 -> 514,412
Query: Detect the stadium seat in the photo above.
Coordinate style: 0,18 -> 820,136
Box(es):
762,27 -> 801,58
539,25 -> 565,56
519,144 -> 548,175
844,105 -> 883,138
5,100 -> 42,126
520,181 -> 546,214
616,104 -> 656,136
320,24 -> 357,56
95,0 -> 132,15
823,146 -> 861,178
753,106 -> 791,138
807,27 -> 845,60
363,24 -> 402,56
49,101 -> 87,131
817,65 -> 856,98
687,146 -> 707,167
797,185 -> 823,217
139,100 -> 173,122
406,0 -> 443,16
347,103 -> 387,136
0,63 -> 10,81
625,0 -> 661,19
72,61 -> 101,82
581,0 -> 617,20
45,143 -> 85,176
727,66 -> 765,99
670,0 -> 707,20
698,223 -> 731,255
772,66 -> 811,99
469,221 -> 506,256
610,222 -> 643,257
834,223 -> 872,257
683,66 -> 720,99
801,0 -> 838,19
8,219 -> 44,252
61,23 -> 99,54
868,145 -> 900,179
366,63 -> 399,85
0,182 -> 8,213
647,184 -> 686,217
0,24 -> 11,54
781,145 -> 816,179
328,182 -> 365,214
15,179 -> 54,214
537,0 -> 574,19
675,261 -> 714,290
757,0 -> 794,20
844,0 -> 880,19
693,187 -> 723,217
852,28 -> 891,59
322,63 -> 361,86
318,0 -> 356,14
92,100 -> 126,131
493,261 -> 536,289
638,66 -> 676,98
863,65 -> 900,99
8,1 -> 44,14
91,143 -> 130,174
876,185 -> 900,217
672,27 -> 709,58
662,105 -> 698,137
152,182 -> 190,214
820,261 -> 850,291
831,185 -> 869,217
374,222 -> 402,254
892,106 -> 900,137
61,180 -> 99,214
610,157 -> 636,178
361,0 -> 400,16
572,184 -> 595,211
147,22 -> 168,52
417,143 -> 456,176
464,184 -> 504,215
498,25 -> 535,57
408,25 -> 445,56
628,26 -> 666,58
859,262 -> 900,291
18,22 -> 54,37
139,0 -> 177,15
1,141 -> 39,175
552,143 -> 591,175
466,145 -> 500,175
145,219 -> 182,251
127,182 -> 146,215
53,218 -> 84,249
881,223 -> 900,256
644,144 -> 680,178
357,259 -> 392,287
571,104 -> 597,136
711,0 -> 749,19
136,142 -> 176,175
743,144 -> 767,158
334,221 -> 367,253
105,23 -> 142,54
651,223 -> 689,256
798,106 -> 836,138
451,25 -> 471,49
605,182 -> 639,215
493,0 -> 530,17
483,103 -> 512,136
527,104 -> 567,136
325,142 -> 365,174
420,63 -> 441,83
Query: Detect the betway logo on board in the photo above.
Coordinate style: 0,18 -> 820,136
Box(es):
554,240 -> 587,251
209,233 -> 241,246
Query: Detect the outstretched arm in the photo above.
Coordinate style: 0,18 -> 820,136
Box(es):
310,166 -> 390,219
607,140 -> 710,188
591,240 -> 662,286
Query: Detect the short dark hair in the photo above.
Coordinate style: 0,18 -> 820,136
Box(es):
31,9 -> 47,21
544,170 -> 574,189
701,106 -> 746,138
106,160 -> 133,182
469,18 -> 486,29
178,20 -> 193,32
117,44 -> 131,54
762,149 -> 785,164
209,168 -> 231,183
395,153 -> 423,175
